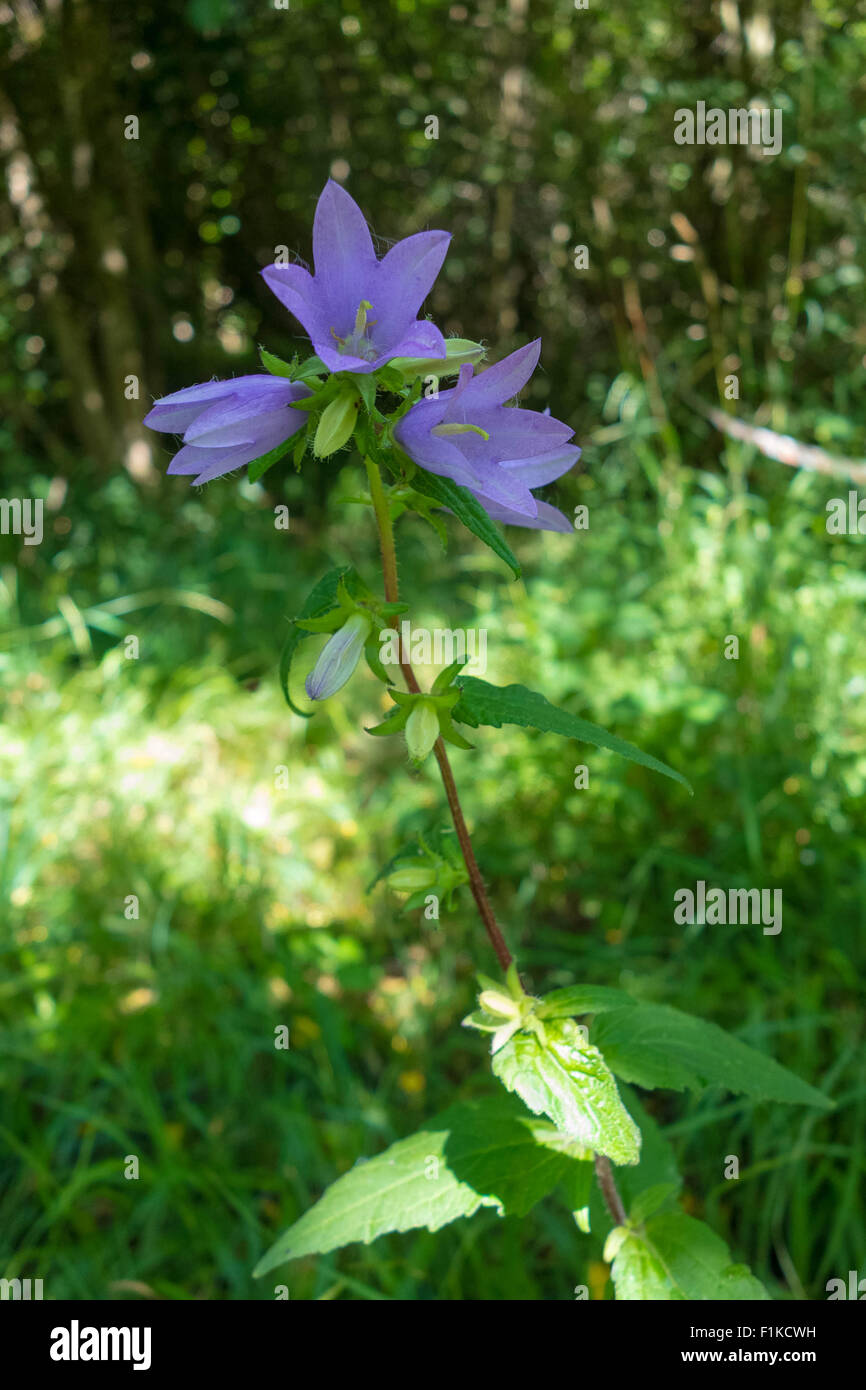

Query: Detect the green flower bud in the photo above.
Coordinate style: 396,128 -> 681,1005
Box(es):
388,338 -> 486,381
405,699 -> 440,762
478,989 -> 521,1020
314,389 -> 360,458
386,864 -> 437,893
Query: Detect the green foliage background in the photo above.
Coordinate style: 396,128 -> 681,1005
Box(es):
0,0 -> 863,1299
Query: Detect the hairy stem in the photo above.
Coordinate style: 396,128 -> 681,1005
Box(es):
364,456 -> 512,970
365,455 -> 626,1221
595,1154 -> 627,1227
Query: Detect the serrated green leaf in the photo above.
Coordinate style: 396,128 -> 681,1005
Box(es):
253,1096 -> 590,1274
408,470 -> 521,579
628,1181 -> 679,1224
451,678 -> 691,792
491,1018 -> 641,1165
591,1002 -> 833,1107
611,1211 -> 770,1301
538,984 -> 637,1020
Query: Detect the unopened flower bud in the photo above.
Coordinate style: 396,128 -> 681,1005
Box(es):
386,864 -> 437,893
478,989 -> 520,1019
314,389 -> 360,458
305,613 -> 371,701
405,699 -> 440,762
389,338 -> 486,381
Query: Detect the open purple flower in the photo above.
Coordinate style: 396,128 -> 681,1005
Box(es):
261,180 -> 451,375
144,375 -> 310,485
393,340 -> 580,531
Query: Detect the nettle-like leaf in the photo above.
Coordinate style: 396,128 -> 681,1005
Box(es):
491,1018 -> 641,1166
253,1096 -> 590,1275
407,469 -> 522,580
610,1211 -> 770,1301
451,678 -> 692,792
279,566 -> 367,716
538,984 -> 636,1020
591,1001 -> 832,1108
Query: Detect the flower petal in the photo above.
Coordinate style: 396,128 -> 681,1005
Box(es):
499,443 -> 581,488
483,406 -> 575,457
184,379 -> 308,441
166,414 -> 298,484
312,179 -> 378,327
394,405 -> 488,490
143,379 -> 237,433
313,341 -> 379,374
466,466 -> 538,518
464,339 -> 542,409
381,317 -> 447,364
472,496 -> 574,532
260,262 -> 330,344
372,229 -> 451,342
186,405 -> 305,449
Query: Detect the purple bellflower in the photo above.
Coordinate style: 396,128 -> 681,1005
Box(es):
143,375 -> 310,485
393,340 -> 579,532
261,180 -> 451,375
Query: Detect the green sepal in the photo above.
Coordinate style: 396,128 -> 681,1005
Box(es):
437,716 -> 475,750
294,355 -> 328,383
247,434 -> 299,484
290,382 -> 335,412
292,429 -> 308,470
505,961 -> 523,999
364,637 -> 392,686
365,707 -> 410,737
373,364 -> 408,392
432,660 -> 467,694
348,372 -> 377,415
258,346 -> 298,379
461,1011 -> 501,1034
294,611 -> 345,635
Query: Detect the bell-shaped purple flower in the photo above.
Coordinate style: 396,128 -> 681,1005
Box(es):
144,375 -> 310,485
393,340 -> 580,531
261,180 -> 451,375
